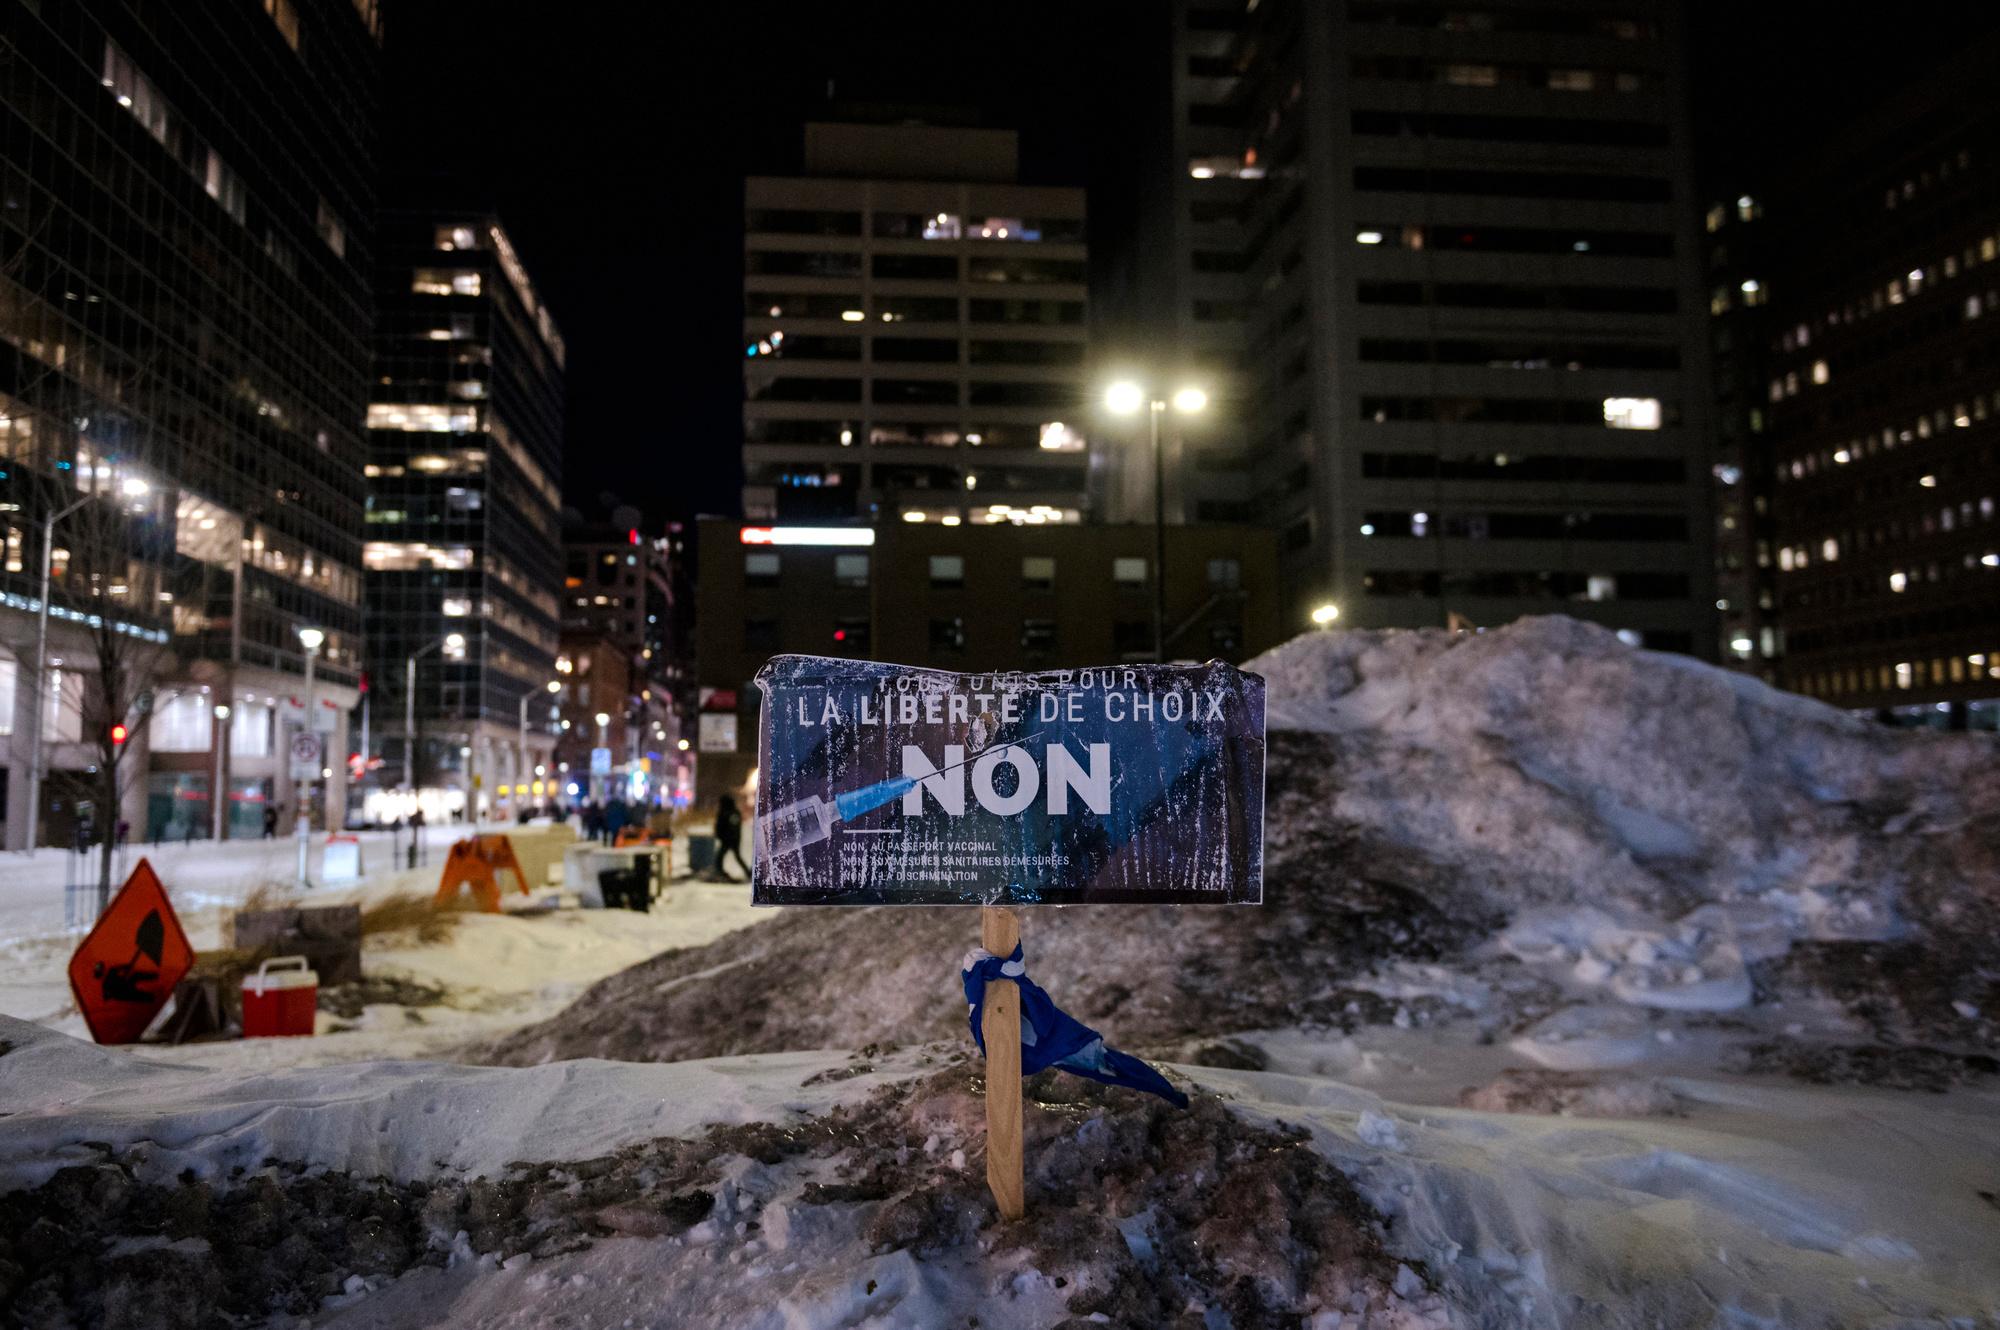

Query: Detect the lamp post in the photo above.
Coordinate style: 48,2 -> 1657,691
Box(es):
516,679 -> 561,815
21,493 -> 94,853
405,631 -> 466,826
295,626 -> 324,886
212,703 -> 230,841
1104,380 -> 1207,663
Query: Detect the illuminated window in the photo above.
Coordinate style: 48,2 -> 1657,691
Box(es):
101,41 -> 170,146
263,0 -> 302,49
1603,397 -> 1662,430
1113,557 -> 1149,585
929,555 -> 965,587
441,596 -> 472,617
412,269 -> 482,297
435,225 -> 479,251
1547,68 -> 1595,91
316,200 -> 347,257
1021,556 -> 1056,589
1811,359 -> 1829,385
366,403 -> 478,433
203,151 -> 247,223
1443,63 -> 1498,86
834,553 -> 870,587
362,542 -> 475,572
1038,421 -> 1084,452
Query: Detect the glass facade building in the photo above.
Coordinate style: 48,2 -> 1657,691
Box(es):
2,0 -> 379,846
363,209 -> 564,821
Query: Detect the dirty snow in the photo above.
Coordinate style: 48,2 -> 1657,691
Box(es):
6,617 -> 2000,1328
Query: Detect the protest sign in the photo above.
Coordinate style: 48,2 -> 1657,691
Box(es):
749,654 -> 1265,1219
750,656 -> 1265,906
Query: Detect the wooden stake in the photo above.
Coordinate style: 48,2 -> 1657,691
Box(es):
980,905 -> 1025,1220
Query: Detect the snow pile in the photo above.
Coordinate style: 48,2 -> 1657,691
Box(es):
0,1017 -> 1437,1329
487,617 -> 1999,1072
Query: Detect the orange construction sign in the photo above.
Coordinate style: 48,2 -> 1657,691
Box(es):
67,858 -> 194,1045
435,834 -> 532,913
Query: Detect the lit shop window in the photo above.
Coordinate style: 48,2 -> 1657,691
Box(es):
366,403 -> 478,433
1038,421 -> 1085,452
412,269 -> 482,297
1602,397 -> 1662,430
435,225 -> 480,251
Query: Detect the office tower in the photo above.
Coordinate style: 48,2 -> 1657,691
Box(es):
1,0 -> 380,847
744,122 -> 1090,527
364,208 -> 564,820
1750,38 -> 2000,726
1151,0 -> 1713,650
552,502 -> 688,810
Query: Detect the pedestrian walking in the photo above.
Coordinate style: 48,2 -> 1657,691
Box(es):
713,791 -> 750,881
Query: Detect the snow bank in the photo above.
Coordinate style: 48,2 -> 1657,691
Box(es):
488,617 -> 1999,1070
0,1014 -> 905,1191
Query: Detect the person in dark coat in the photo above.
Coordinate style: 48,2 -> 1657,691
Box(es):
261,804 -> 278,839
713,791 -> 750,881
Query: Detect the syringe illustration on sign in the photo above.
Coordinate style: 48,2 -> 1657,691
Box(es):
756,772 -> 917,858
752,656 -> 1267,907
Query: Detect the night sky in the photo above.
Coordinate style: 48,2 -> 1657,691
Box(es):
382,1 -> 2000,528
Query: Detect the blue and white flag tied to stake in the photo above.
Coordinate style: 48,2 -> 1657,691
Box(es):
963,944 -> 1189,1109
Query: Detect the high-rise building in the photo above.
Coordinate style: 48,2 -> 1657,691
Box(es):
2,0 -> 380,848
743,122 -> 1090,527
1701,191 -> 1780,678
552,502 -> 689,811
1748,38 -> 2000,727
1144,0 -> 1713,650
363,208 -> 565,821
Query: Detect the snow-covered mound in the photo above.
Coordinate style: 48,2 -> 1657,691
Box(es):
487,617 -> 1998,1072
0,1016 -> 1434,1329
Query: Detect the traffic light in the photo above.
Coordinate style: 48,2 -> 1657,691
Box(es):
110,723 -> 129,746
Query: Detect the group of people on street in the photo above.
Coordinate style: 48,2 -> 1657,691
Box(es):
577,797 -> 633,843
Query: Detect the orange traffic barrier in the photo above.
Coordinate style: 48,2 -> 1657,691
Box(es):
435,834 -> 532,912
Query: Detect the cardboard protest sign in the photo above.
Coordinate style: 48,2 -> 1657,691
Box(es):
751,656 -> 1265,906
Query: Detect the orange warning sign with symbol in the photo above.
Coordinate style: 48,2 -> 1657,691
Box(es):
67,858 -> 194,1045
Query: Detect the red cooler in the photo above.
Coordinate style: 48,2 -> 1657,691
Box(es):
241,955 -> 318,1037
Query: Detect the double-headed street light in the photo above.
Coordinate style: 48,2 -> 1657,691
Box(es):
1103,379 -> 1207,662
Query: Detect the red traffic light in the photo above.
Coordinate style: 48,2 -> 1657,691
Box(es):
110,723 -> 129,746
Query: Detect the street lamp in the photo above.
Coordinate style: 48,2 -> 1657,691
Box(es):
1311,603 -> 1341,628
517,679 -> 562,811
1104,378 -> 1207,663
406,631 -> 466,807
212,704 -> 231,841
593,711 -> 611,799
20,491 -> 96,853
295,626 -> 324,885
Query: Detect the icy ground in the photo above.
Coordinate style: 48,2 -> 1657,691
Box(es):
4,618 -> 1999,1328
